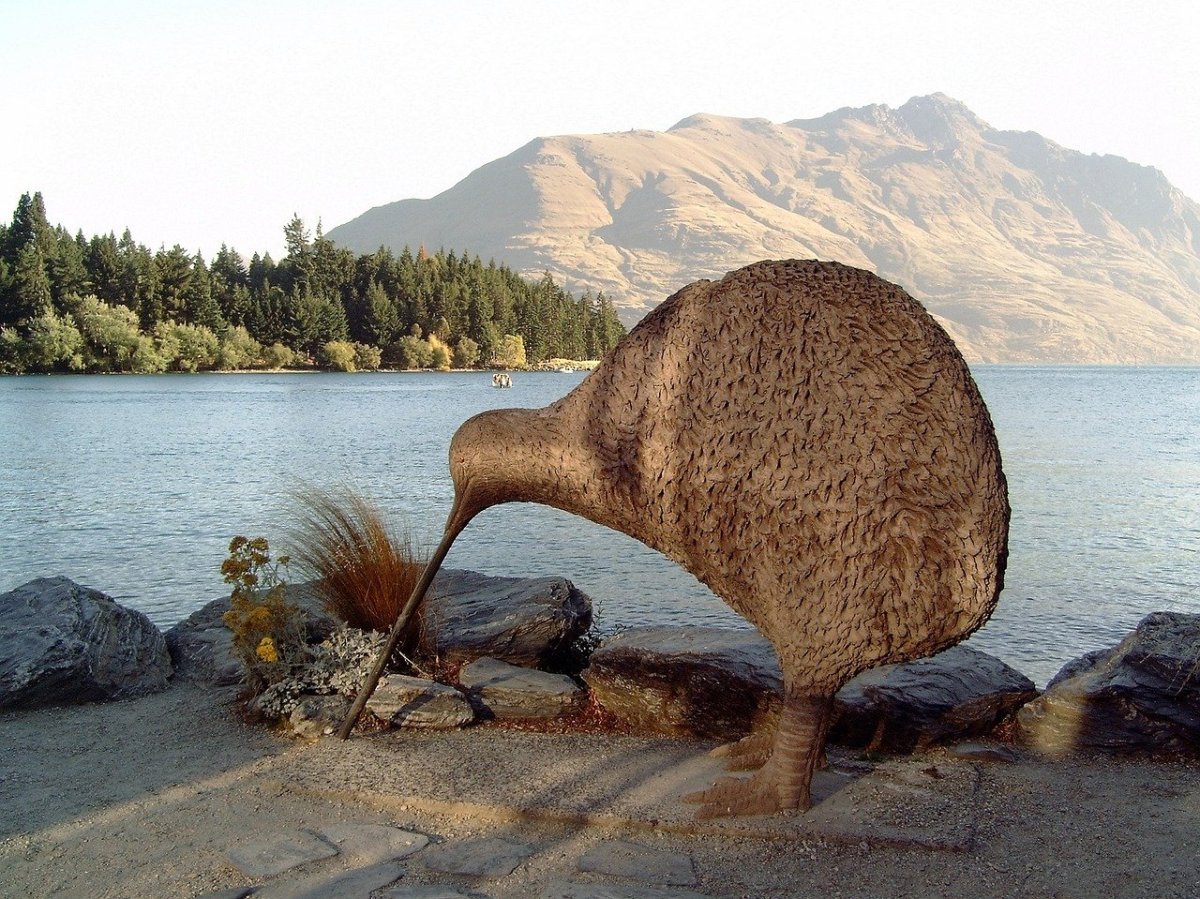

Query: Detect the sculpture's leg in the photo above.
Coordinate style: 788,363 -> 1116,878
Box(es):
683,691 -> 832,818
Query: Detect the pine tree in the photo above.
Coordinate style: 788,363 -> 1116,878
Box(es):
3,241 -> 53,327
363,280 -> 400,346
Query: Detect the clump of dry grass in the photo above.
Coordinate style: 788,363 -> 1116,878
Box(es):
289,488 -> 429,642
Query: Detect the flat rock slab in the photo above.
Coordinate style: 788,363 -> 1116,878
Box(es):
421,835 -> 535,877
225,830 -> 339,878
541,881 -> 716,899
253,861 -> 405,899
577,840 -> 696,886
377,887 -> 480,899
460,656 -> 583,719
317,823 -> 429,865
368,675 -> 476,729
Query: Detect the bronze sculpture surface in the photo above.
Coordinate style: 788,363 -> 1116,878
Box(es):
341,258 -> 1009,818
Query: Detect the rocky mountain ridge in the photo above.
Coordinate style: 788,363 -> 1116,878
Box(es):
328,94 -> 1200,363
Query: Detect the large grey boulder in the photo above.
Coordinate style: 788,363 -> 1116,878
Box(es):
583,625 -> 1035,749
829,644 -> 1038,752
422,568 -> 592,668
581,626 -> 782,739
1018,611 -> 1200,756
0,577 -> 172,709
164,581 -> 337,686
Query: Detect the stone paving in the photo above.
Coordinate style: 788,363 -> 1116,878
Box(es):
200,730 -> 982,898
211,824 -> 718,898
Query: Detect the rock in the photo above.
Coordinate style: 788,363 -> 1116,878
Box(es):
946,741 -> 1019,763
366,675 -> 475,729
459,656 -> 583,720
829,644 -> 1039,752
541,881 -> 716,899
224,830 -> 339,878
0,577 -> 172,709
420,836 -> 535,877
583,626 -> 1035,750
1017,611 -> 1200,756
289,694 -> 352,740
582,626 -> 781,740
253,862 -> 405,899
378,886 -> 476,898
316,824 -> 429,865
1045,646 -> 1114,689
164,582 -> 340,686
577,840 -> 697,886
424,568 -> 592,668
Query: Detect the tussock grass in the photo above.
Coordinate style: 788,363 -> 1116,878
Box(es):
289,487 -> 429,639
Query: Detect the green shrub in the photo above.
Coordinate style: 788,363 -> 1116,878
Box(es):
262,341 -> 299,369
493,333 -> 527,369
26,309 -> 83,372
169,322 -> 220,371
353,342 -> 382,371
453,336 -> 480,369
429,342 -> 451,371
218,325 -> 263,370
319,339 -> 358,371
0,327 -> 28,373
383,334 -> 432,369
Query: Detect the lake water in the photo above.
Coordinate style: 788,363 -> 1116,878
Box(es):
1,367 -> 1197,686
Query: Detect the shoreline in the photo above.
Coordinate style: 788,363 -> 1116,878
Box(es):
2,680 -> 1197,898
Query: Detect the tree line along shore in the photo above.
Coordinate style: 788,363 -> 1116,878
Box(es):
0,192 -> 627,374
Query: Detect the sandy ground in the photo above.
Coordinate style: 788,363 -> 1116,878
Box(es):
1,683 -> 1198,899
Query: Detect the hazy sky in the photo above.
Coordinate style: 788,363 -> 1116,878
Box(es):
3,0 -> 1197,259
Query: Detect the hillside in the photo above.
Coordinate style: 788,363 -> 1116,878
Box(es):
328,94 -> 1200,363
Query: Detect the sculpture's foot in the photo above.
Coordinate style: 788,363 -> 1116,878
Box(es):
709,729 -> 774,771
710,727 -> 831,773
683,692 -> 832,819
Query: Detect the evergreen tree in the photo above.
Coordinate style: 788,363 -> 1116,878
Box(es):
185,253 -> 223,331
363,280 -> 400,346
3,241 -> 53,327
86,233 -> 123,305
48,227 -> 89,307
154,244 -> 193,325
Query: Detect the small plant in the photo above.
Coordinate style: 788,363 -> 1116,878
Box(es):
288,488 -> 429,644
220,536 -> 309,693
255,626 -> 388,719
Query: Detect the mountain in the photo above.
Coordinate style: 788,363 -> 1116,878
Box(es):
327,94 -> 1200,363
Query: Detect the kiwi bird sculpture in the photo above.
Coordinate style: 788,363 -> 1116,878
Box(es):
340,258 -> 1009,819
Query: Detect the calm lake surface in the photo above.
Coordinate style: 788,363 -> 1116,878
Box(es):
1,367 -> 1197,686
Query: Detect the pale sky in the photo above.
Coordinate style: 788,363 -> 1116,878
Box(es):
3,0 -> 1197,260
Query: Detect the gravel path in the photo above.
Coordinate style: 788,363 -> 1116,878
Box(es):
1,684 -> 1198,898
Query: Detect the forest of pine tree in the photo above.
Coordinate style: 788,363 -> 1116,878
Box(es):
0,193 -> 626,374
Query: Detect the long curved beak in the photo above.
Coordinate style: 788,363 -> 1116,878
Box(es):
336,496 -> 475,739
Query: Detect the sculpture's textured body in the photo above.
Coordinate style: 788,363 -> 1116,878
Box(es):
391,259 -> 1008,816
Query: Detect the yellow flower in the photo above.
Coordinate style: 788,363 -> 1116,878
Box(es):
256,636 -> 279,664
247,606 -> 271,629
